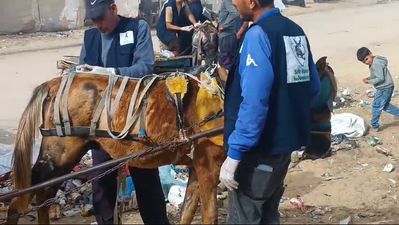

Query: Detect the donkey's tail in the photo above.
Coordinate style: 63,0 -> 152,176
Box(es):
12,83 -> 49,213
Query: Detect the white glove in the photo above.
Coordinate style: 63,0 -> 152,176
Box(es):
194,22 -> 201,28
181,25 -> 194,32
219,156 -> 240,191
77,64 -> 116,75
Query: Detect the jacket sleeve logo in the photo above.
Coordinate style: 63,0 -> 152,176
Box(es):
284,36 -> 310,84
246,54 -> 258,67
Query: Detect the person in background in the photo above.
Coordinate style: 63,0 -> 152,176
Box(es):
138,0 -> 153,26
357,47 -> 399,131
220,0 -> 320,223
218,0 -> 249,82
78,0 -> 169,224
156,0 -> 200,56
188,0 -> 207,22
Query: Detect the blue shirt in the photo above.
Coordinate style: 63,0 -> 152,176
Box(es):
227,8 -> 320,160
79,20 -> 154,77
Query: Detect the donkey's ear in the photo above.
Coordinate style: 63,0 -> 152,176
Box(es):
316,56 -> 328,73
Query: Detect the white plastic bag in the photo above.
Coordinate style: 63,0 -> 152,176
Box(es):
167,185 -> 186,208
331,113 -> 368,138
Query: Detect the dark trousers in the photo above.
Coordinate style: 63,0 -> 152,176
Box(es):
92,148 -> 169,225
228,152 -> 291,224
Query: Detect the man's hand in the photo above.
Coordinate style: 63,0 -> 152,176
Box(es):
181,25 -> 194,32
194,22 -> 201,28
219,157 -> 240,191
77,65 -> 116,75
236,31 -> 244,41
363,77 -> 369,84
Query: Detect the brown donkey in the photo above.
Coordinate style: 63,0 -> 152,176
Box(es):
7,73 -> 225,224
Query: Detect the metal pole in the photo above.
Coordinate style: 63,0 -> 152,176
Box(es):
0,127 -> 223,202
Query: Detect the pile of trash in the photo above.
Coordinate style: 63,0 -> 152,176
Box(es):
331,113 -> 367,152
159,165 -> 189,208
0,142 -> 41,176
333,88 -> 357,109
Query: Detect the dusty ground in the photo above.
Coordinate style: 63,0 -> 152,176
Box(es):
1,0 -> 399,224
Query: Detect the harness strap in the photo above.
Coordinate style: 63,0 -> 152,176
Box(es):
40,126 -> 154,145
110,76 -> 130,118
90,95 -> 106,136
54,74 -> 69,136
61,72 -> 77,136
106,75 -> 159,139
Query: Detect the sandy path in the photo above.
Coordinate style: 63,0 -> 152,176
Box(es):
0,47 -> 81,128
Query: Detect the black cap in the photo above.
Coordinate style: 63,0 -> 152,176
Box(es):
86,0 -> 115,20
357,47 -> 371,62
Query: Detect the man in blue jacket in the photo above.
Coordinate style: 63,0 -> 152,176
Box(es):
220,0 -> 320,223
79,0 -> 169,224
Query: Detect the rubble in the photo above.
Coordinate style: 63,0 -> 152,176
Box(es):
289,196 -> 305,212
367,136 -> 382,147
376,146 -> 394,157
339,216 -> 352,224
322,173 -> 344,181
332,134 -> 358,152
383,164 -> 395,173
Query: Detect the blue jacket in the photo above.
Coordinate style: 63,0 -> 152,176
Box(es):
224,9 -> 320,160
80,17 -> 154,77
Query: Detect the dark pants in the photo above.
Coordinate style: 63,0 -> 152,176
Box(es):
228,152 -> 291,224
218,34 -> 239,70
92,148 -> 169,225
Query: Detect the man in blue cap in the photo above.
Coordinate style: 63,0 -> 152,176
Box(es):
79,1 -> 169,224
220,0 -> 320,223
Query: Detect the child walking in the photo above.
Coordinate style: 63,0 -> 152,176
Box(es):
357,47 -> 399,131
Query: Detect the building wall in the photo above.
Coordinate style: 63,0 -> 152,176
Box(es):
0,0 -> 139,34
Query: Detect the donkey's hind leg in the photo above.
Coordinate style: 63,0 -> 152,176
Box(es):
193,139 -> 225,224
5,195 -> 33,225
35,186 -> 59,225
180,168 -> 200,224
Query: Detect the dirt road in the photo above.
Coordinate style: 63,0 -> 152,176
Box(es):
1,0 -> 399,224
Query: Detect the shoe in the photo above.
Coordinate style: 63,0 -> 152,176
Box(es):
372,127 -> 381,132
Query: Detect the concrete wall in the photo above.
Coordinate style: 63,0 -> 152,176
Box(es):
0,0 -> 139,34
0,0 -> 40,34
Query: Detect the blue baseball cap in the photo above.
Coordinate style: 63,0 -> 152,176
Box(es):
86,0 -> 115,20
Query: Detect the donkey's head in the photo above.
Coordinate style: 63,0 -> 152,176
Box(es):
192,22 -> 219,64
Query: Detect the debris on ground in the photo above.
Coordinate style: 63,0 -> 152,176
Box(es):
159,165 -> 189,202
331,113 -> 368,138
168,185 -> 187,208
0,142 -> 41,176
376,146 -> 394,157
368,136 -> 382,147
321,173 -> 345,181
331,134 -> 359,152
310,207 -> 332,217
289,195 -> 306,212
383,164 -> 395,173
339,215 -> 352,224
359,100 -> 370,108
